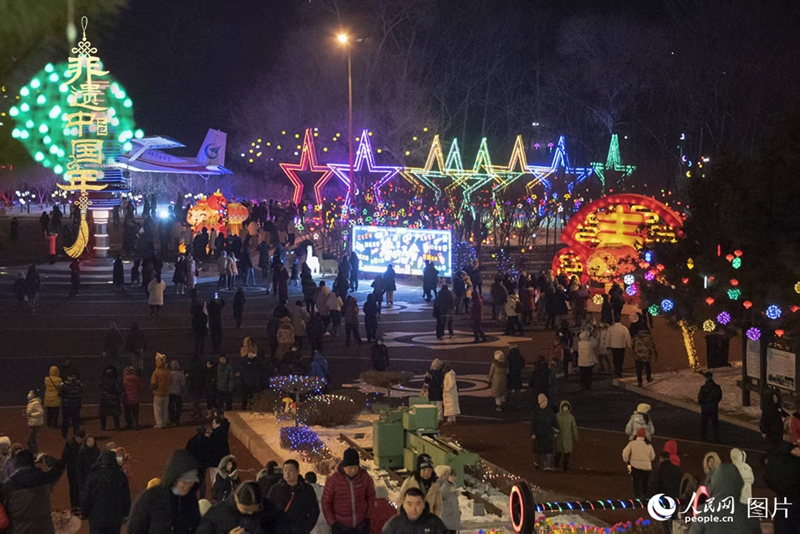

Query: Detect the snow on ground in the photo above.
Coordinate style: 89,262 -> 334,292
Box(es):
638,361 -> 763,426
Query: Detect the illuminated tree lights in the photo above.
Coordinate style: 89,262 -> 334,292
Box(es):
660,299 -> 674,312
746,327 -> 761,341
10,62 -> 137,176
766,304 -> 782,320
717,311 -> 731,325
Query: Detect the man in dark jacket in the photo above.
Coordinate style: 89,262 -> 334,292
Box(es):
490,277 -> 508,321
531,394 -> 558,471
185,425 -> 212,498
257,460 -> 282,497
3,450 -> 64,534
434,285 -> 455,340
322,448 -> 376,534
697,371 -> 722,443
266,459 -> 319,534
62,429 -> 85,511
197,481 -> 267,534
760,390 -> 789,453
646,452 -> 683,534
127,449 -> 201,534
349,252 -> 360,292
60,373 -> 83,439
80,450 -> 131,533
382,487 -> 447,534
422,261 -> 438,302
208,415 -> 231,484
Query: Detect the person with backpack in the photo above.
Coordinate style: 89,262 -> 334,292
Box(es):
625,403 -> 655,441
698,371 -> 723,443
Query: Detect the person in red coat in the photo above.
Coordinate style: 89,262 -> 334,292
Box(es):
322,448 -> 376,534
122,366 -> 141,430
369,486 -> 396,534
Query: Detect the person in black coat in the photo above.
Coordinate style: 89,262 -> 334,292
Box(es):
382,487 -> 447,534
208,416 -> 231,476
265,459 -> 319,534
60,373 -> 83,439
697,371 -> 722,443
424,359 -> 445,421
382,264 -> 397,306
528,356 -> 551,400
646,451 -> 683,531
760,390 -> 789,453
113,255 -> 125,288
349,251 -> 360,292
764,442 -> 800,534
422,261 -> 439,302
531,394 -> 558,470
600,294 -> 613,325
197,481 -> 267,534
77,436 -> 100,490
370,338 -> 390,371
257,460 -> 282,498
3,450 -> 65,533
186,425 -> 212,498
98,365 -> 122,431
507,346 -> 525,392
127,450 -> 201,534
80,450 -> 131,533
62,429 -> 86,511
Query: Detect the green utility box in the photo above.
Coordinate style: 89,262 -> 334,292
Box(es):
402,404 -> 438,433
404,433 -> 480,486
373,410 -> 404,469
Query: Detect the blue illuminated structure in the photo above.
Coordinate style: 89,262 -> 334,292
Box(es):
526,136 -> 594,197
328,129 -> 403,207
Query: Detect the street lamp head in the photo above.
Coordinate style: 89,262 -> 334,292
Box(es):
337,33 -> 349,44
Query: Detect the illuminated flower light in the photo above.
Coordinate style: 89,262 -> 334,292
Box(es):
728,288 -> 741,300
703,320 -> 716,332
734,249 -> 743,257
717,311 -> 731,325
730,279 -> 739,287
792,305 -> 799,313
644,251 -> 653,263
775,329 -> 785,337
623,274 -> 635,285
626,283 -> 638,296
592,294 -> 603,306
725,254 -> 735,262
731,257 -> 742,269
661,299 -> 674,312
648,304 -> 659,317
746,327 -> 760,341
766,305 -> 782,320
644,270 -> 655,281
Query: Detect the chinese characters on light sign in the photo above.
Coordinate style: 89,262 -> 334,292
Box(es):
57,16 -> 108,258
351,225 -> 452,277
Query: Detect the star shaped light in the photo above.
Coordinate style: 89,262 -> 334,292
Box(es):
590,134 -> 636,193
526,135 -> 593,197
278,128 -> 333,206
328,129 -> 402,207
490,135 -> 530,194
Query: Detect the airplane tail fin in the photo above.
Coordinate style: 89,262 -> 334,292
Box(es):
196,129 -> 227,166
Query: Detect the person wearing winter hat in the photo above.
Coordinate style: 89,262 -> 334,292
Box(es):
399,454 -> 443,517
25,390 -> 44,454
150,353 -> 171,429
434,465 -> 461,532
488,351 -> 508,412
622,427 -> 655,499
625,403 -> 654,441
322,447 -> 375,533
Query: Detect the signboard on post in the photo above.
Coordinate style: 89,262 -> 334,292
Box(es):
746,339 -> 761,380
766,346 -> 796,392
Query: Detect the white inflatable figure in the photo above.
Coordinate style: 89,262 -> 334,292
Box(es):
305,245 -> 321,276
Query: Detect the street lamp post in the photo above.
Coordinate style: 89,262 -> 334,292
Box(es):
338,33 -> 354,206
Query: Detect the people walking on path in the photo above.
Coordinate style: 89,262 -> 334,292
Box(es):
488,351 -> 508,412
169,360 -> 186,425
622,427 -> 655,499
698,371 -> 722,443
266,458 -> 321,534
646,451 -> 682,533
504,290 -> 525,336
490,277 -> 508,322
471,292 -> 488,343
631,315 -> 657,386
576,327 -> 598,390
506,346 -> 524,395
424,359 -> 445,422
147,274 -> 166,315
344,295 -> 363,346
434,285 -> 454,340
382,487 -> 447,534
422,260 -> 438,302
370,338 -> 390,371
363,294 -> 379,342
382,264 -> 396,306
98,365 -> 122,431
207,295 -> 225,354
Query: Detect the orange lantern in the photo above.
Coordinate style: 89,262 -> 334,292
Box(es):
206,189 -> 227,212
775,329 -> 785,337
725,254 -> 734,262
743,300 -> 753,309
226,202 -> 249,236
681,277 -> 689,285
730,279 -> 739,287
734,249 -> 743,257
705,297 -> 715,305
792,305 -> 800,313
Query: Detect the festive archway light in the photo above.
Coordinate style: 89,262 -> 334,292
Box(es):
660,299 -> 674,312
526,135 -> 594,197
703,320 -> 716,332
717,311 -> 731,325
278,128 -> 335,206
10,62 -> 136,176
328,129 -> 402,208
648,304 -> 659,317
746,327 -> 761,341
623,274 -> 635,285
766,304 -> 782,320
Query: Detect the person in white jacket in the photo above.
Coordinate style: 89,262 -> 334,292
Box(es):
577,329 -> 598,390
730,448 -> 754,504
607,320 -> 631,377
622,427 -> 655,499
625,403 -> 655,441
442,365 -> 460,423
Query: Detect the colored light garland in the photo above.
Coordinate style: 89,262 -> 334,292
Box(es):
279,425 -> 332,462
717,311 -> 731,325
746,327 -> 761,341
526,136 -> 594,196
766,304 -> 782,320
660,299 -> 674,312
269,375 -> 327,396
